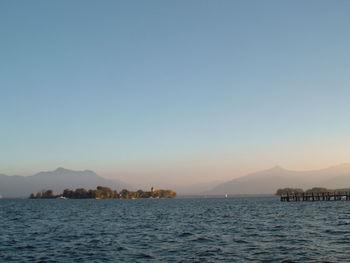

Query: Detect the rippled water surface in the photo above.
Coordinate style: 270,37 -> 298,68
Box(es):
1,197 -> 350,262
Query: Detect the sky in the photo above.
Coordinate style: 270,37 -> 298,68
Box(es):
1,0 -> 350,187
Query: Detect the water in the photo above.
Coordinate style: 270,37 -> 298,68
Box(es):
1,197 -> 350,262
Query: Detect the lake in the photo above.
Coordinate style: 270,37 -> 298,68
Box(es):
1,197 -> 350,262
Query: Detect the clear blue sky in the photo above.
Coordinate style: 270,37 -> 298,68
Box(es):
1,0 -> 350,185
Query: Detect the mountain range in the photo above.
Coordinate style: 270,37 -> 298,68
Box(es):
2,164 -> 350,197
0,168 -> 130,198
207,164 -> 350,195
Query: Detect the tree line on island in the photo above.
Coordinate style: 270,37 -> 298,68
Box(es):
276,187 -> 350,196
29,186 -> 176,199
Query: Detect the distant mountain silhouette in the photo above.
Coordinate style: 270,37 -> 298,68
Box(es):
207,164 -> 350,195
0,168 -> 130,198
172,180 -> 225,195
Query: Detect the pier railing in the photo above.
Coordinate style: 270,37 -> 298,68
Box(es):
280,192 -> 350,202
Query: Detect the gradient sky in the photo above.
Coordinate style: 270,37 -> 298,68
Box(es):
1,0 -> 350,187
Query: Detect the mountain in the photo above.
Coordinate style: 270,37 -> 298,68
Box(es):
171,180 -> 225,195
0,168 -> 130,198
207,164 -> 350,195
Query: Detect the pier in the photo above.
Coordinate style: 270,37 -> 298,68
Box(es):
280,192 -> 350,202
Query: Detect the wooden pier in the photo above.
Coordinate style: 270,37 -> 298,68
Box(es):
280,192 -> 350,202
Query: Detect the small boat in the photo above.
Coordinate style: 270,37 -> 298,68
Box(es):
57,196 -> 68,200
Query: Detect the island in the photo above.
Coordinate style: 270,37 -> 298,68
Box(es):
29,186 -> 176,199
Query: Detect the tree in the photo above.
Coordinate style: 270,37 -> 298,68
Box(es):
276,188 -> 304,196
28,186 -> 176,199
305,187 -> 333,194
87,189 -> 97,199
136,190 -> 144,198
63,189 -> 74,198
96,186 -> 116,198
74,188 -> 87,198
119,189 -> 130,199
42,189 -> 54,198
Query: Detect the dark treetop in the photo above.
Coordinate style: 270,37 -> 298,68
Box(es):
29,186 -> 176,199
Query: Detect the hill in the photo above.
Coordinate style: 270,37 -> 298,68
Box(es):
207,164 -> 350,195
0,168 -> 130,198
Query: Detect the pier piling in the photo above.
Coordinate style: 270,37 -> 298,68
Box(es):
280,192 -> 350,202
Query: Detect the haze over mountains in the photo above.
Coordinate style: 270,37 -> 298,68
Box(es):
0,168 -> 130,198
2,164 -> 350,197
208,164 -> 350,195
